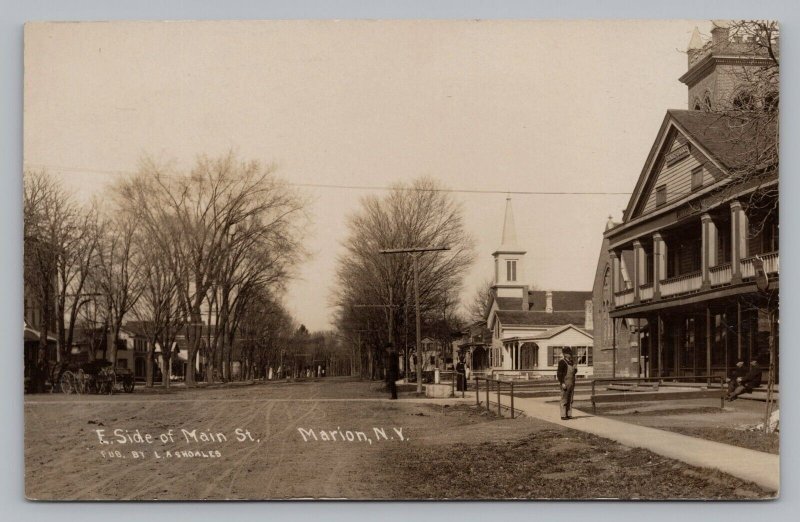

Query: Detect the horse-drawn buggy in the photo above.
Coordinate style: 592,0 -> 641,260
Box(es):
52,360 -> 135,395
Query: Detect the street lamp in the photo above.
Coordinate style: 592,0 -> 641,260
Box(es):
379,246 -> 450,394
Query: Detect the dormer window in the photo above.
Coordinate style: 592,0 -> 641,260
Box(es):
506,260 -> 517,282
656,185 -> 667,207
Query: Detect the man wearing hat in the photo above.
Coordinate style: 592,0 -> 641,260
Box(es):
557,347 -> 578,420
726,360 -> 747,395
728,358 -> 763,401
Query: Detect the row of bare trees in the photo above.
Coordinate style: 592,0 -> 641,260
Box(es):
333,178 -> 475,380
24,152 -> 308,390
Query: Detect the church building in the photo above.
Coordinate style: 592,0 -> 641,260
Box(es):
484,198 -> 594,377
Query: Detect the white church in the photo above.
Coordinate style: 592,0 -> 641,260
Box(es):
484,199 -> 595,377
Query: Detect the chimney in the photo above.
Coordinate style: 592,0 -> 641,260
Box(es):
711,21 -> 730,48
545,291 -> 553,313
584,300 -> 593,330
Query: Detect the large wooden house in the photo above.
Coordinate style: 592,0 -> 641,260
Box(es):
598,23 -> 778,380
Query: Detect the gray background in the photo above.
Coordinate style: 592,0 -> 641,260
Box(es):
1,0 -> 796,520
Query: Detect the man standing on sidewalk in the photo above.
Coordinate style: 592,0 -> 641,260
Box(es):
557,347 -> 578,420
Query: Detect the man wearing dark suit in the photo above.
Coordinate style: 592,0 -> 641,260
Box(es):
728,359 -> 763,401
726,360 -> 747,395
557,347 -> 578,420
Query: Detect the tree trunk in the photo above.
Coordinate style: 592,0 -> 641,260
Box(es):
145,345 -> 155,388
161,352 -> 171,389
186,347 -> 197,386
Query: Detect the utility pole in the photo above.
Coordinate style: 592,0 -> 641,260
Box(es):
380,246 -> 450,394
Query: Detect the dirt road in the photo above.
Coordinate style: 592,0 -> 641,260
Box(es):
24,379 -> 773,500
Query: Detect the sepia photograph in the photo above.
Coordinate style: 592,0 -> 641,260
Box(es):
22,18 -> 779,501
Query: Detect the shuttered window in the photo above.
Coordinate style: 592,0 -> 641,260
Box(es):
656,185 -> 667,207
691,166 -> 704,191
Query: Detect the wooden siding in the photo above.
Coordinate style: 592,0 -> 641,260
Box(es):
638,133 -> 718,217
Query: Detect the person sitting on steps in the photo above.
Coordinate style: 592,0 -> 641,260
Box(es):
727,359 -> 763,401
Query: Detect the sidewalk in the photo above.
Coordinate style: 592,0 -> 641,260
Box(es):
488,392 -> 780,493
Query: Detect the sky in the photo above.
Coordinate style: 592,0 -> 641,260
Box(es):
24,19 -> 713,331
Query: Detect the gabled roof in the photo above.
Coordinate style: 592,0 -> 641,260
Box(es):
495,310 -> 586,327
528,291 -> 591,311
506,324 -> 594,342
622,109 -> 777,223
669,110 -> 777,172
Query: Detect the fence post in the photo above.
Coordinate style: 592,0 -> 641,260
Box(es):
720,376 -> 725,409
510,381 -> 515,419
475,375 -> 480,406
497,379 -> 501,417
486,378 -> 490,412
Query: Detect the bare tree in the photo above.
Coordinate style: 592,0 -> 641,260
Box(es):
24,170 -> 102,391
88,214 -> 144,367
465,279 -> 494,324
334,177 -> 475,379
117,152 -> 306,386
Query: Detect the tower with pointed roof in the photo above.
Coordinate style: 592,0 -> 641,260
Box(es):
680,21 -> 778,111
492,198 -> 527,289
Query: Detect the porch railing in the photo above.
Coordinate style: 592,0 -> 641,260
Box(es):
741,252 -> 779,279
639,282 -> 654,301
614,287 -> 634,306
709,263 -> 732,286
660,271 -> 702,297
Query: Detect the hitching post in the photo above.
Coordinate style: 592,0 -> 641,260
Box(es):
510,381 -> 515,419
497,379 -> 501,416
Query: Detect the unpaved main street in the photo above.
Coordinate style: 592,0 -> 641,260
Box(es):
24,379 -> 773,500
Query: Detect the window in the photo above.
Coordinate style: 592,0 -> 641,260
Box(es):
655,185 -> 667,207
732,90 -> 755,111
548,346 -> 563,366
691,167 -> 704,191
764,92 -> 778,112
548,346 -> 593,366
574,347 -> 593,366
506,259 -> 517,282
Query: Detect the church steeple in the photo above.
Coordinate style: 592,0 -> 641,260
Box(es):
492,198 -> 526,287
500,197 -> 518,250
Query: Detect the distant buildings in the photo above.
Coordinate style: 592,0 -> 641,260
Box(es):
593,23 -> 779,380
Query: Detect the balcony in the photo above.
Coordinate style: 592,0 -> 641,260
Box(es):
614,288 -> 634,306
660,271 -> 702,297
639,282 -> 654,301
709,263 -> 732,286
741,252 -> 779,279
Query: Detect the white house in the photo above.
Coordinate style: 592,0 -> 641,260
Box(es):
484,198 -> 595,377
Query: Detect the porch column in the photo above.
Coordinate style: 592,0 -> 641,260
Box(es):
653,233 -> 666,298
706,306 -> 712,383
701,213 -> 717,288
730,201 -> 749,282
633,240 -> 643,302
610,250 -> 620,294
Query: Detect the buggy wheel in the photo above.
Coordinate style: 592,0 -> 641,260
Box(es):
60,371 -> 75,395
122,378 -> 135,393
76,369 -> 87,394
105,371 -> 117,395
